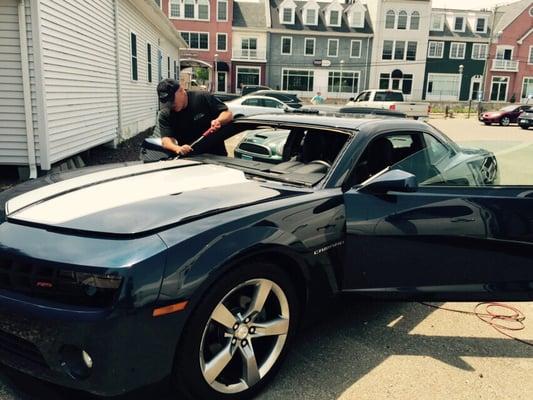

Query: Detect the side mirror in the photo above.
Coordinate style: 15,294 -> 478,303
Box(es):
349,97 -> 355,101
358,169 -> 418,194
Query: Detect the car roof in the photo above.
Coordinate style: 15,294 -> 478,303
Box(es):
240,113 -> 430,135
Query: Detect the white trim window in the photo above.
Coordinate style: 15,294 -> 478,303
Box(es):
410,11 -> 420,30
216,33 -> 227,52
431,14 -> 444,31
304,8 -> 318,25
453,16 -> 465,32
385,10 -> 395,29
350,40 -> 362,58
304,38 -> 315,56
217,0 -> 228,21
428,41 -> 444,58
529,46 -> 533,64
236,66 -> 261,88
450,42 -> 466,59
426,73 -> 461,101
522,77 -> 533,99
348,8 -> 364,28
472,43 -> 487,60
475,17 -> 487,33
282,69 -> 314,92
490,76 -> 509,101
130,32 -> 138,81
327,39 -> 339,57
180,32 -> 209,50
281,7 -> 295,24
397,11 -> 408,30
169,0 -> 180,18
184,0 -> 195,18
328,10 -> 341,27
154,0 -> 162,9
281,36 -> 292,55
382,40 -> 393,60
198,0 -> 209,20
406,41 -> 417,61
328,71 -> 360,94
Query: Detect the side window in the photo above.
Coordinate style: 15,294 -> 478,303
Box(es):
355,91 -> 368,102
423,133 -> 449,164
263,98 -> 281,108
242,98 -> 260,106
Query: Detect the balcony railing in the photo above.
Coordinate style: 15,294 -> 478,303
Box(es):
232,49 -> 266,61
491,59 -> 519,72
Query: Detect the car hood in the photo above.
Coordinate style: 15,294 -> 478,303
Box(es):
5,160 -> 292,236
483,112 -> 502,117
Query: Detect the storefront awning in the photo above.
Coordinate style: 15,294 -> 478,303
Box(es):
215,61 -> 229,72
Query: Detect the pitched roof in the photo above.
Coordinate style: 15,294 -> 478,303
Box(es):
429,10 -> 492,40
233,0 -> 268,28
494,0 -> 533,33
269,0 -> 372,34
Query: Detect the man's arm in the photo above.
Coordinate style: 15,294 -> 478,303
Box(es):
156,109 -> 192,155
161,137 -> 192,155
211,110 -> 233,130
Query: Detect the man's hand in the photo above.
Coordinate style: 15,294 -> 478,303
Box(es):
210,119 -> 222,131
177,144 -> 193,156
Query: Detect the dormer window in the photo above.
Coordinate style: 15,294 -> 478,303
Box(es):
346,0 -> 365,28
475,17 -> 487,33
279,0 -> 296,24
431,14 -> 444,31
454,16 -> 465,32
282,8 -> 294,24
305,9 -> 318,25
325,0 -> 343,28
329,10 -> 340,26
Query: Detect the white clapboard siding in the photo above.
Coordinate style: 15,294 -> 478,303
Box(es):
39,0 -> 118,164
0,0 -> 29,165
117,0 -> 180,140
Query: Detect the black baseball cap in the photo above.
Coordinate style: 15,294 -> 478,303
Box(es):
157,78 -> 180,103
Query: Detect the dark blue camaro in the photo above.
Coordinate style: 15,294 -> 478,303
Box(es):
0,114 -> 530,399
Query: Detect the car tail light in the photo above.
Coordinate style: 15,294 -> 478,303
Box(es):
389,104 -> 396,111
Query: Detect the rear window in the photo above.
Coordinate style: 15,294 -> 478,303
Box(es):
374,91 -> 404,102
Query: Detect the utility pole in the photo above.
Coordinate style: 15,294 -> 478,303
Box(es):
481,3 -> 500,102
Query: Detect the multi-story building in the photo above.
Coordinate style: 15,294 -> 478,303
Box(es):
266,0 -> 373,99
485,0 -> 533,102
423,8 -> 492,101
161,0 -> 234,92
366,0 -> 431,100
232,0 -> 271,92
0,0 -> 185,176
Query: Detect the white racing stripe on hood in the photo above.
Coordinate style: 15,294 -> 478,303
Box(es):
9,163 -> 248,225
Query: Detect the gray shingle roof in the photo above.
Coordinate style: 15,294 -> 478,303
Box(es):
233,0 -> 268,28
269,0 -> 373,34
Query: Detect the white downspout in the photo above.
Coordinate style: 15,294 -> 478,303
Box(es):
18,0 -> 37,179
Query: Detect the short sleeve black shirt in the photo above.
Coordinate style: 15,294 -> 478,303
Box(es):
155,91 -> 228,155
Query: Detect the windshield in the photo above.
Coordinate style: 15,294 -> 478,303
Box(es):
500,106 -> 517,112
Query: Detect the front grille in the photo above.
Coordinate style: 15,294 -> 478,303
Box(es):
0,256 -> 122,308
238,142 -> 270,156
0,329 -> 48,368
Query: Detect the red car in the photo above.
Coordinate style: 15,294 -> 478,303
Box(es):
479,105 -> 531,126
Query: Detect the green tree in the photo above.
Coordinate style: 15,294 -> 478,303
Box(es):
194,67 -> 209,83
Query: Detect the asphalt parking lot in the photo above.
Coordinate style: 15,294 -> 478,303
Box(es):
0,118 -> 532,400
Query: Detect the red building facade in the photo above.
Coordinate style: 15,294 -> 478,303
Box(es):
160,0 -> 233,92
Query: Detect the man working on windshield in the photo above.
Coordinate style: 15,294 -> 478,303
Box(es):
154,78 -> 233,156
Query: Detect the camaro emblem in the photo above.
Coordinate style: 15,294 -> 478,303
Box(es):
36,281 -> 53,288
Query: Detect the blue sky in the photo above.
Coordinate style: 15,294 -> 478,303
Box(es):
432,0 -> 521,10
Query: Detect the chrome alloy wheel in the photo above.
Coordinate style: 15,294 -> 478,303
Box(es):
199,278 -> 290,394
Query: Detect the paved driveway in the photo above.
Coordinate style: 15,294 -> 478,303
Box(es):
1,118 -> 532,400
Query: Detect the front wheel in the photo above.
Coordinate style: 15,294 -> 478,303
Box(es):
172,263 -> 299,400
500,117 -> 510,126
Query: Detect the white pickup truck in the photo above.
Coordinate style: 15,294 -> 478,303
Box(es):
346,90 -> 430,120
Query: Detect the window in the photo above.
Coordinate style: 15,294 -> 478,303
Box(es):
426,73 -> 461,100
282,8 -> 294,24
350,40 -> 361,58
476,18 -> 486,33
398,11 -> 407,29
147,43 -> 152,83
378,77 -> 414,95
450,42 -> 466,59
428,41 -> 444,58
242,98 -> 261,106
130,32 -> 138,81
154,0 -> 161,8
406,42 -> 417,61
327,39 -> 339,57
237,67 -> 260,87
281,37 -> 292,55
472,43 -> 487,60
217,0 -> 227,21
431,14 -> 444,30
167,56 -> 171,78
328,71 -> 359,94
184,0 -> 194,18
454,17 -> 465,32
305,9 -> 317,25
170,0 -> 180,18
181,32 -> 209,50
403,74 -> 413,94
217,33 -> 227,51
263,98 -> 283,109
198,0 -> 209,20
529,46 -> 533,64
522,77 -> 533,99
530,7 -> 533,16
241,38 -> 257,58
491,77 -> 508,101
282,69 -> 314,91
379,74 -> 390,90
410,11 -> 420,30
424,134 -> 449,165
496,46 -> 513,60
385,10 -> 395,29
329,10 -> 340,26
382,40 -> 393,60
304,38 -> 315,56
394,41 -> 405,60
157,49 -> 162,82
174,60 -> 178,80
349,10 -> 364,28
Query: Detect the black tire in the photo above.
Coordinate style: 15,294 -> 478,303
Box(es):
172,262 -> 299,400
520,126 -> 529,130
500,117 -> 510,126
484,122 -> 491,126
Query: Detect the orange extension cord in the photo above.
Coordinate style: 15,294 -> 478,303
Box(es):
419,302 -> 533,347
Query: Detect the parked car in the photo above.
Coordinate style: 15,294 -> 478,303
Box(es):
225,95 -> 288,118
346,90 -> 430,119
253,90 -> 303,109
241,85 -> 271,96
479,105 -> 532,126
301,105 -> 407,118
518,109 -> 533,130
0,114 -> 525,400
214,93 -> 241,103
